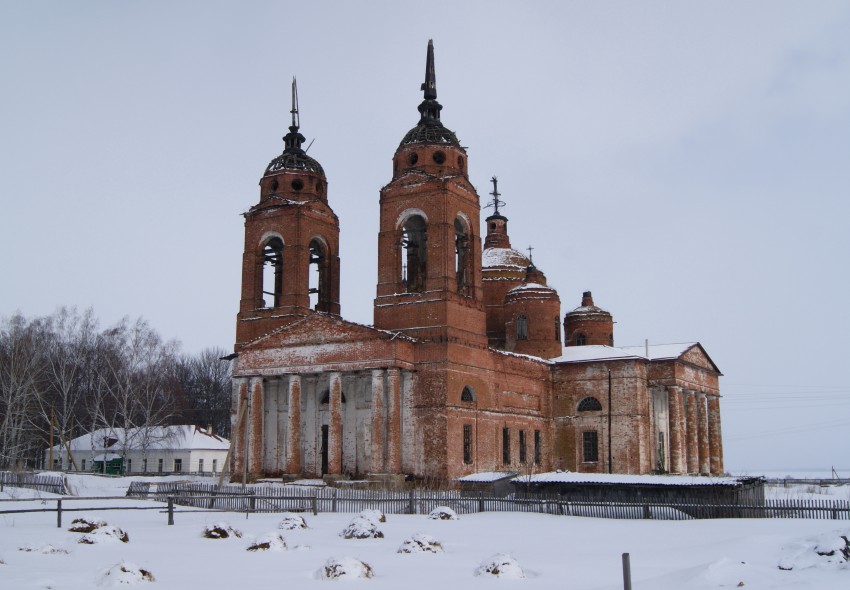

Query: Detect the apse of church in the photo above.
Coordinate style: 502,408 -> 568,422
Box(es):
229,41 -> 725,483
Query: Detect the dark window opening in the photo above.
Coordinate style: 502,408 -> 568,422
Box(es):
309,238 -> 331,312
319,389 -> 347,404
407,152 -> 418,166
291,179 -> 304,191
577,397 -> 603,412
609,333 -> 614,346
455,218 -> 470,295
502,427 -> 511,465
463,424 -> 473,464
432,150 -> 445,164
582,431 -> 599,463
157,458 -> 163,473
657,432 -> 666,472
461,386 -> 475,402
173,458 -> 182,473
555,317 -> 561,342
576,333 -> 586,346
517,315 -> 528,340
401,215 -> 427,293
519,430 -> 527,464
534,430 -> 541,465
262,237 -> 284,307
321,425 -> 329,475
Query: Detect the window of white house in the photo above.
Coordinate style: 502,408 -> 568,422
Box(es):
198,458 -> 204,473
174,458 -> 182,473
212,459 -> 218,473
142,458 -> 147,473
81,459 -> 86,471
126,459 -> 132,473
158,458 -> 163,473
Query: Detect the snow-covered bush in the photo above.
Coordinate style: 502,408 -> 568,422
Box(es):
96,561 -> 154,586
319,556 -> 374,579
278,512 -> 308,530
340,515 -> 384,539
358,508 -> 386,525
18,544 -> 69,554
779,531 -> 850,570
202,522 -> 242,540
69,517 -> 108,533
475,553 -> 525,578
79,526 -> 129,544
428,506 -> 458,520
397,533 -> 443,554
247,533 -> 287,552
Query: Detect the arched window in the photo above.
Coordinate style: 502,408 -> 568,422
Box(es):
554,318 -> 561,342
577,396 -> 603,412
576,333 -> 586,346
454,218 -> 470,295
401,215 -> 427,293
262,237 -> 284,307
309,238 -> 331,312
516,315 -> 528,340
461,386 -> 475,402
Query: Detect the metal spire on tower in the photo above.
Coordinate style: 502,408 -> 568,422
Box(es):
421,39 -> 437,100
485,176 -> 506,216
282,76 -> 306,153
290,76 -> 300,130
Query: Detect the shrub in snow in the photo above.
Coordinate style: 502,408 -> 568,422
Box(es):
319,556 -> 374,580
69,517 -> 108,533
397,533 -> 443,554
79,526 -> 129,544
18,544 -> 69,554
202,522 -> 242,540
778,531 -> 850,570
428,506 -> 458,520
475,554 -> 525,578
247,533 -> 287,552
340,516 -> 384,539
358,508 -> 386,525
96,561 -> 154,586
278,513 -> 308,530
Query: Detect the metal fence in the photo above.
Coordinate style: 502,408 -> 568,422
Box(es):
0,471 -> 66,495
125,482 -> 850,520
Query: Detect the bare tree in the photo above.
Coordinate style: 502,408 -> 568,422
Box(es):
172,348 -> 233,438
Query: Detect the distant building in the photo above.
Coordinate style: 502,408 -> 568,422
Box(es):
229,41 -> 724,483
45,425 -> 229,475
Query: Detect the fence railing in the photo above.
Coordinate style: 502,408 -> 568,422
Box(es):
125,482 -> 850,521
0,471 -> 66,495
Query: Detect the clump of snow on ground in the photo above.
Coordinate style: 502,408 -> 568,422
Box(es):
475,553 -> 525,578
202,522 -> 242,539
428,506 -> 458,520
247,533 -> 287,552
340,515 -> 384,539
319,556 -> 374,579
278,512 -> 308,530
17,543 -> 69,554
358,508 -> 386,525
79,525 -> 129,544
69,516 -> 108,533
96,561 -> 154,586
397,533 -> 443,554
778,530 -> 850,570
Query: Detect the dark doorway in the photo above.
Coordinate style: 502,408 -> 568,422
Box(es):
321,425 -> 329,475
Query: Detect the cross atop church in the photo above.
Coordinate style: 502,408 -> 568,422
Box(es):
485,176 -> 506,215
526,244 -> 534,263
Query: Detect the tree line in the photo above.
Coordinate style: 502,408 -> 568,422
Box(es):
0,308 -> 232,469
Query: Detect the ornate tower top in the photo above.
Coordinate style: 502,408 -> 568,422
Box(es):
265,77 -> 325,177
399,40 -> 461,147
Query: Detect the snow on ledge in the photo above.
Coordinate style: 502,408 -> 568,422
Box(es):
455,471 -> 519,483
513,471 -> 754,487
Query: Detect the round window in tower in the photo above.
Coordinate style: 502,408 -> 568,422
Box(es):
457,155 -> 464,168
291,179 -> 304,191
408,152 -> 419,166
315,180 -> 323,193
432,150 -> 446,164
270,179 -> 279,191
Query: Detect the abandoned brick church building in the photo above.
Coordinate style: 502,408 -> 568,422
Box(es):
229,41 -> 724,483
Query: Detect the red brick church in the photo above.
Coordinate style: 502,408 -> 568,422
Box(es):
229,41 -> 724,483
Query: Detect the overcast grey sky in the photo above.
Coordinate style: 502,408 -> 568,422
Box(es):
2,1 -> 849,474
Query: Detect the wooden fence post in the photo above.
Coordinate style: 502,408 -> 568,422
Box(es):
311,495 -> 318,516
622,552 -> 632,590
167,497 -> 174,525
408,490 -> 415,515
478,491 -> 484,513
56,498 -> 62,528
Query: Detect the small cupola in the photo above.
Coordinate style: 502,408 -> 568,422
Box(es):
503,264 -> 562,359
563,291 -> 615,347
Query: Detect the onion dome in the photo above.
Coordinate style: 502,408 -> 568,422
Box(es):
563,291 -> 614,347
398,40 -> 461,148
264,78 -> 325,178
482,247 -> 531,281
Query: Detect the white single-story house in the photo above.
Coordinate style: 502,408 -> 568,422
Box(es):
45,425 -> 230,475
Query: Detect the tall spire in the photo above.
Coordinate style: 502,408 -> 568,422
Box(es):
485,176 -> 506,217
283,77 -> 306,153
417,39 -> 443,126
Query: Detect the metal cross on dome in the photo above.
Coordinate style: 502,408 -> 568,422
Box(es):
526,245 -> 534,263
485,176 -> 506,215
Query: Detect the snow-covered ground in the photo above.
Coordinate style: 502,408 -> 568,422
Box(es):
1,475 -> 848,589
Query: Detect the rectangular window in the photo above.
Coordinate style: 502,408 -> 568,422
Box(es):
534,430 -> 541,465
126,458 -> 132,473
502,427 -> 511,465
173,458 -> 182,473
582,431 -> 599,463
463,424 -> 473,464
142,458 -> 148,473
198,458 -> 204,473
157,458 -> 163,473
212,459 -> 218,473
519,430 -> 527,464
81,459 -> 86,471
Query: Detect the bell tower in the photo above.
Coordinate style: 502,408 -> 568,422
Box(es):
235,79 -> 341,348
373,41 -> 486,346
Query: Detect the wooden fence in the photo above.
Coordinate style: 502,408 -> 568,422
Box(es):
0,471 -> 65,495
125,481 -> 850,521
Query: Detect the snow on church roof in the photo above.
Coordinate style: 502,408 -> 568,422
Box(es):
513,471 -> 750,487
619,342 -> 697,360
549,343 -> 698,364
48,425 -> 230,453
482,247 -> 529,269
455,471 -> 519,483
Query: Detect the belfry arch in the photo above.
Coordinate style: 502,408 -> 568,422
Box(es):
261,236 -> 284,308
309,236 -> 332,312
400,214 -> 428,293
